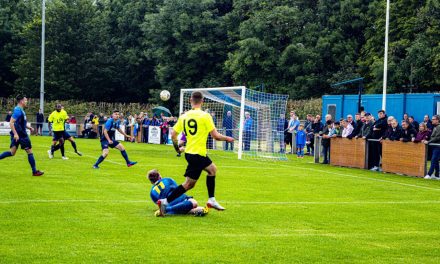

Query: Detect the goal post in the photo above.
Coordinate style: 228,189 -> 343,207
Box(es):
179,86 -> 289,161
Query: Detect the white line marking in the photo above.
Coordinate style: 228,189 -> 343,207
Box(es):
1,199 -> 440,205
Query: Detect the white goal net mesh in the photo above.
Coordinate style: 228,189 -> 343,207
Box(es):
179,87 -> 289,161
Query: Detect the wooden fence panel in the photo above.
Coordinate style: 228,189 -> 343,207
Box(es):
330,137 -> 367,169
382,141 -> 427,177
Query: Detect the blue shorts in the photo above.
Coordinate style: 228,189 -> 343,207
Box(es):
62,131 -> 72,139
169,194 -> 191,207
101,139 -> 120,149
10,135 -> 32,150
53,131 -> 64,141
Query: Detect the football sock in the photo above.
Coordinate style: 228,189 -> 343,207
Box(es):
51,145 -> 55,154
94,155 -> 105,166
121,150 -> 130,163
0,151 -> 12,160
71,141 -> 78,152
60,144 -> 65,156
166,200 -> 194,215
166,185 -> 186,203
27,153 -> 37,173
206,176 -> 216,198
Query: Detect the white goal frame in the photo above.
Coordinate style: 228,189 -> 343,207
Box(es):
179,86 -> 247,159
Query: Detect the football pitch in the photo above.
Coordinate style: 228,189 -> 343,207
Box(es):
1,136 -> 440,263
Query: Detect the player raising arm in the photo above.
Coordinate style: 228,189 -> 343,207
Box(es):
157,91 -> 234,216
93,110 -> 137,169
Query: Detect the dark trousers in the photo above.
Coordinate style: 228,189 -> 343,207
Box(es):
368,141 -> 382,168
428,147 -> 440,177
322,144 -> 330,163
225,129 -> 233,150
143,127 -> 149,143
243,131 -> 251,151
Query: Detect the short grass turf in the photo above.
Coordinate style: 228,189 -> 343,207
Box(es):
1,136 -> 440,263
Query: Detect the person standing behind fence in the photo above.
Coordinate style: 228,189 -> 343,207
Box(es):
424,115 -> 433,130
98,113 -> 105,136
367,110 -> 388,172
142,115 -> 150,143
243,112 -> 253,151
424,115 -> 440,180
296,124 -> 306,158
36,109 -> 44,136
414,123 -> 431,143
382,118 -> 402,141
304,114 -> 313,155
348,113 -> 362,139
320,120 -> 333,164
356,113 -> 373,138
5,111 -> 12,122
400,120 -> 417,142
223,111 -> 234,151
287,112 -> 300,153
341,120 -> 353,138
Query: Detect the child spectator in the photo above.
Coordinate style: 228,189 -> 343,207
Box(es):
330,121 -> 341,137
296,124 -> 306,158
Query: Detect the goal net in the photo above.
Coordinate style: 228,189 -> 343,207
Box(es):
179,86 -> 289,160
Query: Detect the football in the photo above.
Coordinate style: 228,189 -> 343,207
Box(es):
160,90 -> 170,101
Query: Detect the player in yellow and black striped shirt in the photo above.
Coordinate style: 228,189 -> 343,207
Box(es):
157,91 -> 234,216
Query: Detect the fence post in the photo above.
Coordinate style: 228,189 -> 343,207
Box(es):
314,134 -> 321,163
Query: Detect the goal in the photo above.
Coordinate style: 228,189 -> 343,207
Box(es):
179,86 -> 289,160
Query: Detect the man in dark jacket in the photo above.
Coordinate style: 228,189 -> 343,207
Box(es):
425,115 -> 440,179
400,120 -> 417,142
320,120 -> 333,164
367,110 -> 388,171
277,113 -> 288,153
223,111 -> 234,151
348,113 -> 363,139
36,109 -> 44,136
382,118 -> 402,141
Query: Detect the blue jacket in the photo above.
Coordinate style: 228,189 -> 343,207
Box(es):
296,130 -> 307,145
244,118 -> 253,132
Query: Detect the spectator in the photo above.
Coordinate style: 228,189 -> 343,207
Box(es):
330,121 -> 341,137
382,118 -> 402,141
341,119 -> 354,138
98,113 -> 105,136
168,116 -> 176,127
356,114 -> 372,138
243,112 -> 253,151
347,115 -> 356,130
400,120 -> 417,142
424,115 -> 440,179
160,117 -> 169,144
287,112 -> 300,153
367,110 -> 388,171
348,113 -> 362,139
285,111 -> 295,153
69,116 -> 77,124
320,120 -> 334,164
403,113 -> 409,122
36,109 -> 44,136
207,112 -> 217,149
223,111 -> 234,151
143,115 -> 151,143
5,111 -> 12,122
408,116 -> 419,131
424,115 -> 433,130
414,123 -> 431,143
296,124 -> 306,158
304,114 -> 314,155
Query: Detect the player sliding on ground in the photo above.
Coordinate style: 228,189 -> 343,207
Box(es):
148,169 -> 208,217
157,91 -> 234,216
93,110 -> 137,169
0,95 -> 44,176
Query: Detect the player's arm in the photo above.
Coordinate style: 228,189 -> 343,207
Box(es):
9,117 -> 19,141
117,127 -> 132,139
210,128 -> 234,142
171,129 -> 181,153
103,128 -> 112,143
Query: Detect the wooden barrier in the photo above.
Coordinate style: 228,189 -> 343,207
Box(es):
382,141 -> 427,177
330,137 -> 367,169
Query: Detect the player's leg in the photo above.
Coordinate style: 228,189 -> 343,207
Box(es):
0,141 -> 17,159
166,197 -> 196,215
22,138 -> 43,176
59,138 -> 68,160
115,143 -> 137,167
66,134 -> 82,156
204,162 -> 225,210
93,148 -> 109,169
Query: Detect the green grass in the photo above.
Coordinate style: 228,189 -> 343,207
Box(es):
1,136 -> 440,263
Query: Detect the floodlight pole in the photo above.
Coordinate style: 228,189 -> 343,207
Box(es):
39,0 -> 46,113
382,0 -> 390,111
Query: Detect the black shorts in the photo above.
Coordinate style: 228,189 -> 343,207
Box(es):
62,131 -> 72,139
53,131 -> 64,141
184,153 -> 213,180
10,135 -> 32,150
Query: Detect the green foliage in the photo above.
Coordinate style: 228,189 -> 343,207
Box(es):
0,0 -> 439,104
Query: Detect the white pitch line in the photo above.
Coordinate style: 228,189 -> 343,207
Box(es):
1,199 -> 440,205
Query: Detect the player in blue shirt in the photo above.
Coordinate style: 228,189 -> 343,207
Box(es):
93,110 -> 137,169
0,95 -> 44,176
148,169 -> 208,217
